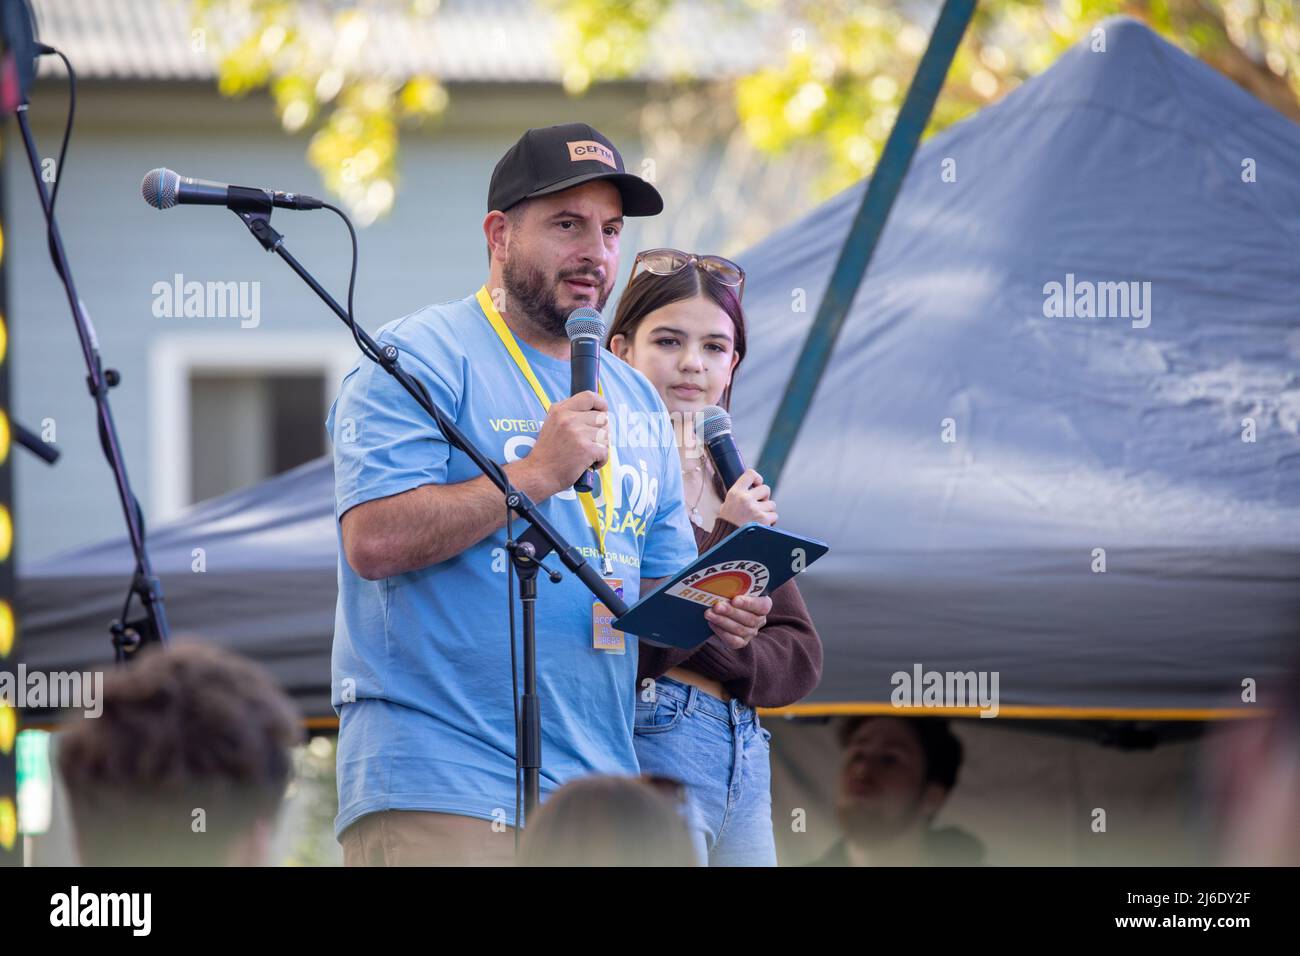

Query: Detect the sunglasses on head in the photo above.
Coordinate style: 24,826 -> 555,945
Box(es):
630,248 -> 745,300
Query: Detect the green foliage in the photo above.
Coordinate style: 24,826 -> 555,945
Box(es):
192,0 -> 447,224
556,0 -> 1300,197
191,0 -> 1300,218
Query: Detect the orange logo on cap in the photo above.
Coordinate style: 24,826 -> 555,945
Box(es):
567,140 -> 617,169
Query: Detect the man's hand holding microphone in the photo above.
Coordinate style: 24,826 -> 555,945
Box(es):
515,390 -> 611,499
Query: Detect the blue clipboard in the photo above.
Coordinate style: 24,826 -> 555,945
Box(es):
613,523 -> 829,649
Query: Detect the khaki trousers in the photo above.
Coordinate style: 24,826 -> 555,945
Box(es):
340,810 -> 517,867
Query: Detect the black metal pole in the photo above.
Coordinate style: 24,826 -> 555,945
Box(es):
14,104 -> 168,660
517,554 -> 541,819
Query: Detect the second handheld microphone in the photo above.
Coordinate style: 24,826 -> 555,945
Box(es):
695,405 -> 747,494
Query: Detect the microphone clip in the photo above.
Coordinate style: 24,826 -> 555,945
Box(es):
226,184 -> 276,215
233,204 -> 284,253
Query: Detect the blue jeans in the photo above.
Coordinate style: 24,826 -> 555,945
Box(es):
633,676 -> 777,867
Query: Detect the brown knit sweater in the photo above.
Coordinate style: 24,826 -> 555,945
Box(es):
636,519 -> 823,708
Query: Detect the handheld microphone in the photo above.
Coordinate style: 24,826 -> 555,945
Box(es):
566,308 -> 606,494
141,167 -> 324,212
695,405 -> 747,494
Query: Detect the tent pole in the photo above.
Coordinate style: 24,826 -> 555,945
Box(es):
755,0 -> 976,492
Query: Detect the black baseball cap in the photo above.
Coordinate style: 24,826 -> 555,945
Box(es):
488,122 -> 663,217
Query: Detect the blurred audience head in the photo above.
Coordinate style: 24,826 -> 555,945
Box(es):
834,716 -> 966,859
58,640 -> 301,866
1203,663 -> 1300,866
518,774 -> 699,866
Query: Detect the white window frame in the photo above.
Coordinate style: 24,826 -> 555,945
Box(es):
150,334 -> 357,522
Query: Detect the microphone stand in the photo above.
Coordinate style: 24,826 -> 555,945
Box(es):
14,421 -> 60,466
227,200 -> 628,826
14,104 -> 169,661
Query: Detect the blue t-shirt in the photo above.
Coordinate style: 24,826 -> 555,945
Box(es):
326,291 -> 698,836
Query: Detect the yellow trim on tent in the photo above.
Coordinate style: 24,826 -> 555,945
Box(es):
759,702 -> 1263,721
300,704 -> 1265,729
24,705 -> 1266,735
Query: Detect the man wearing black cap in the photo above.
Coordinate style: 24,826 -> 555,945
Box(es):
325,124 -> 766,865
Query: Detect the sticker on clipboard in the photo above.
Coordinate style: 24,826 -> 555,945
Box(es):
664,560 -> 770,607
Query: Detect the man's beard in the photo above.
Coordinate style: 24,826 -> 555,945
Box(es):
502,256 -> 609,339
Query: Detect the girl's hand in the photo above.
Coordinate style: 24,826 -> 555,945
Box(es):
704,594 -> 772,650
718,469 -> 777,528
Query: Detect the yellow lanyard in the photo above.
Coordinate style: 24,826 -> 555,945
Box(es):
476,286 -> 616,571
